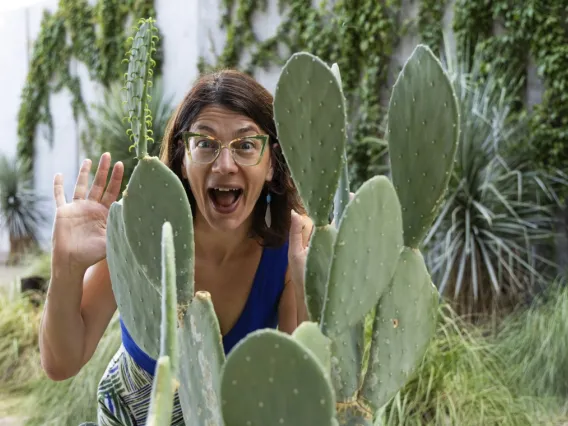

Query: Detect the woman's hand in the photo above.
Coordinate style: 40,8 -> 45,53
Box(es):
288,192 -> 355,290
288,210 -> 313,291
51,152 -> 124,272
287,210 -> 313,324
287,192 -> 355,324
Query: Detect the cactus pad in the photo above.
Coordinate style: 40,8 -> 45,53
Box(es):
159,221 -> 179,377
274,52 -> 347,226
330,62 -> 351,225
220,329 -> 336,426
387,44 -> 460,248
145,356 -> 175,426
292,321 -> 332,376
177,291 -> 225,426
304,225 -> 336,322
360,248 -> 438,410
145,222 -> 179,426
122,157 -> 194,305
107,201 -> 161,359
124,18 -> 158,158
329,322 -> 365,402
322,175 -> 404,337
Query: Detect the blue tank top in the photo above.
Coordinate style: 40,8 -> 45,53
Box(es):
119,240 -> 289,376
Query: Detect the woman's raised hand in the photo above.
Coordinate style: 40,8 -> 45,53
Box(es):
51,152 -> 124,272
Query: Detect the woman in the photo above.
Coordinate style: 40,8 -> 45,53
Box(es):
39,70 -> 314,425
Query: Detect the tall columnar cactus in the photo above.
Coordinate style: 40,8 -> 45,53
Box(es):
92,16 -> 459,426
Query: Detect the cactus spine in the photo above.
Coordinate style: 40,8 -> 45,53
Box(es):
93,16 -> 459,426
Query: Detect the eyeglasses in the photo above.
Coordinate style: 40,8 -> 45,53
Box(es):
181,132 -> 269,166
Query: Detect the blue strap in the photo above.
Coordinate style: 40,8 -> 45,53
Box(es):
119,240 -> 289,376
120,318 -> 157,375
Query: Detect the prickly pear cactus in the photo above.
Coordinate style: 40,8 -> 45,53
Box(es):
124,18 -> 157,158
272,45 -> 459,425
220,329 -> 336,426
92,20 -> 458,426
387,45 -> 460,249
121,18 -> 194,303
145,222 -> 178,426
356,46 -> 459,414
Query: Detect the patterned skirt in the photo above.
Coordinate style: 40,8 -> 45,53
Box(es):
96,345 -> 185,426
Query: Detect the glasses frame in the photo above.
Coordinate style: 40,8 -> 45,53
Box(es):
181,131 -> 269,166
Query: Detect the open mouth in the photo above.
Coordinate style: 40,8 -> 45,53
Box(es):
207,187 -> 243,214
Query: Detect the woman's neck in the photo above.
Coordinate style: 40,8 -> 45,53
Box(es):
193,212 -> 258,265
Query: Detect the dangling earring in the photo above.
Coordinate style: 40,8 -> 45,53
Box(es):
265,192 -> 272,228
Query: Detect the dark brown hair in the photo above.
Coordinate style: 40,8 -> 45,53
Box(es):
159,69 -> 305,247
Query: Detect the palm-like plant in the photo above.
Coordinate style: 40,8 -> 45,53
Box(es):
83,76 -> 174,194
422,41 -> 568,316
0,155 -> 49,265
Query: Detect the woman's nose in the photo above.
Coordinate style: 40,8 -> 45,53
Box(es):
212,147 -> 238,174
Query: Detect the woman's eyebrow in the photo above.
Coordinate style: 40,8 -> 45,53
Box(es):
194,124 -> 216,134
234,125 -> 259,136
193,124 -> 260,136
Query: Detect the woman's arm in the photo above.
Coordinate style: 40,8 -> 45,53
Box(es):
278,275 -> 298,334
40,258 -> 117,380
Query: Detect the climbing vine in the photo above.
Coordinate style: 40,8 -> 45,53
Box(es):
418,0 -> 447,52
453,0 -> 568,177
200,0 -> 404,189
21,1 -> 566,189
201,0 -> 567,190
16,0 -> 161,174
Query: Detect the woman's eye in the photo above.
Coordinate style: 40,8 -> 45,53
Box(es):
235,140 -> 256,150
197,139 -> 215,148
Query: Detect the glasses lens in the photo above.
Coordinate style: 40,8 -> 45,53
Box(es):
189,136 -> 220,163
231,137 -> 264,165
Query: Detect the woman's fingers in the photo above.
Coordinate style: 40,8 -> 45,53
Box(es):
87,153 -> 111,202
100,161 -> 124,208
72,158 -> 92,200
53,173 -> 66,208
55,154 -> 124,209
288,210 -> 305,258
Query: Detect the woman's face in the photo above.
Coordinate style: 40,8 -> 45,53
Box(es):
182,105 -> 274,232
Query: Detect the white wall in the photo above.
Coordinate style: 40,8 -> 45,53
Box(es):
0,1 -> 57,255
0,0 -> 544,256
0,0 -> 203,255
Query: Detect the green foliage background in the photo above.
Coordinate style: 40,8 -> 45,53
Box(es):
16,0 -> 162,174
198,0 -> 568,191
16,0 -> 567,194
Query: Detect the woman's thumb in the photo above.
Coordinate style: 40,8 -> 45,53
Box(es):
289,210 -> 305,254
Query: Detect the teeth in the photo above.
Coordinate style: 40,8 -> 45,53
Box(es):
214,187 -> 239,192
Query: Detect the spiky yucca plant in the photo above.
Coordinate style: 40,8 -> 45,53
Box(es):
0,155 -> 48,265
422,41 -> 568,316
